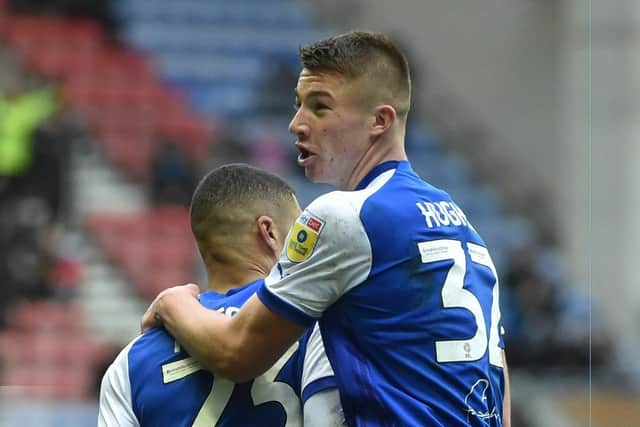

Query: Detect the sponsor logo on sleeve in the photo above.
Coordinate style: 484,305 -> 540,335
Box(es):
286,213 -> 325,263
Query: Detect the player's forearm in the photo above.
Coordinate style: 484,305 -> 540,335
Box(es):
156,294 -> 244,380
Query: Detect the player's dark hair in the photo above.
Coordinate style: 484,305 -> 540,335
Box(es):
299,30 -> 411,118
190,164 -> 296,248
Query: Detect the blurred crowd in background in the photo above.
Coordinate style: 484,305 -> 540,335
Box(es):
0,0 -> 622,426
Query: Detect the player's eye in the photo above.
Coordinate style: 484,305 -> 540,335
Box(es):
311,102 -> 330,113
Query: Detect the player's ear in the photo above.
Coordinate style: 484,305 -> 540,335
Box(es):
256,215 -> 279,257
370,104 -> 396,138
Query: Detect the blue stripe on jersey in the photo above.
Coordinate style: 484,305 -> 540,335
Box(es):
128,279 -> 325,426
257,284 -> 316,328
129,328 -> 213,426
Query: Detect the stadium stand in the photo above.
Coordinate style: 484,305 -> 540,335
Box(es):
85,207 -> 195,300
1,11 -> 216,182
0,301 -> 108,400
0,0 -> 617,425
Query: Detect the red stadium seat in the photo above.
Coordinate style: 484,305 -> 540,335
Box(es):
85,209 -> 197,297
0,299 -> 105,400
6,301 -> 87,335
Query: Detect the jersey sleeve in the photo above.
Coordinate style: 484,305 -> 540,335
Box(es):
300,323 -> 337,403
98,340 -> 140,427
257,192 -> 372,326
303,389 -> 347,427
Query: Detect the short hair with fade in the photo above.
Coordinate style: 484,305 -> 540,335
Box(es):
299,30 -> 412,120
190,163 -> 297,258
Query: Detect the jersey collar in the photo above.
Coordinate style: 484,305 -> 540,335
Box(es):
355,160 -> 409,191
200,278 -> 264,299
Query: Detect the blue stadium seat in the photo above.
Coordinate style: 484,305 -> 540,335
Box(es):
410,152 -> 472,188
405,125 -> 443,155
118,1 -> 310,29
124,23 -> 317,56
447,185 -> 504,221
158,53 -> 262,82
472,216 -> 535,260
178,82 -> 256,117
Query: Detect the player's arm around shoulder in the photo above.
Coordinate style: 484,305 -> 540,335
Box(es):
98,340 -> 140,427
142,284 -> 307,383
139,193 -> 368,384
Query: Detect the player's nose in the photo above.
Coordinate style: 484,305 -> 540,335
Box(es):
288,110 -> 309,140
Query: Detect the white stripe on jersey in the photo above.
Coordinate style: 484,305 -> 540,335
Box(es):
302,323 -> 334,389
98,338 -> 141,427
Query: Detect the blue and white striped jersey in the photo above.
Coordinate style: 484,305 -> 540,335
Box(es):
259,161 -> 506,426
99,279 -> 336,427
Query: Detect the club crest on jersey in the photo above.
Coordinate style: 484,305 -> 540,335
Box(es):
286,213 -> 325,263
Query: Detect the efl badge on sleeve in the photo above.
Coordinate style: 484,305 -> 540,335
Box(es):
286,212 -> 325,263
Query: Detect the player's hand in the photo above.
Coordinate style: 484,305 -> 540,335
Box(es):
141,283 -> 200,333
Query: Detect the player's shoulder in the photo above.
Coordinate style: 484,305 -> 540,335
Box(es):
306,175 -> 395,223
127,328 -> 177,376
305,190 -> 359,222
115,335 -> 144,364
102,336 -> 142,388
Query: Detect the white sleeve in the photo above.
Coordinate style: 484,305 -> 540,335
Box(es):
264,191 -> 373,318
98,340 -> 140,427
301,324 -> 344,425
303,389 -> 346,427
301,323 -> 335,394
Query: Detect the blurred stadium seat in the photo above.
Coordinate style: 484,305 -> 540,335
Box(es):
0,301 -> 109,400
85,208 -> 196,299
0,1 -> 619,426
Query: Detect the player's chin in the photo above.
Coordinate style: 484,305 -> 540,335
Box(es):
303,167 -> 319,181
305,170 -> 334,187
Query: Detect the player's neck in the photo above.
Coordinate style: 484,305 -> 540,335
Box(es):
343,136 -> 407,191
205,262 -> 270,294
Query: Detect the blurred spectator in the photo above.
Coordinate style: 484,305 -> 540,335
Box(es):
0,73 -> 57,183
250,134 -> 288,174
0,68 -> 77,217
0,197 -> 54,325
28,115 -> 77,221
0,49 -> 78,325
47,227 -> 83,301
503,243 -> 610,372
203,125 -> 250,171
150,140 -> 197,206
255,59 -> 299,117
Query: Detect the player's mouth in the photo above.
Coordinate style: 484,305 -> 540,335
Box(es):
296,144 -> 317,166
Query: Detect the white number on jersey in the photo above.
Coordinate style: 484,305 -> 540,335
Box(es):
192,343 -> 301,426
418,239 -> 503,367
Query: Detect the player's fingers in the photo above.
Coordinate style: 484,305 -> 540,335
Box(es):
141,304 -> 160,333
140,284 -> 197,333
140,311 -> 151,333
184,283 -> 200,296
